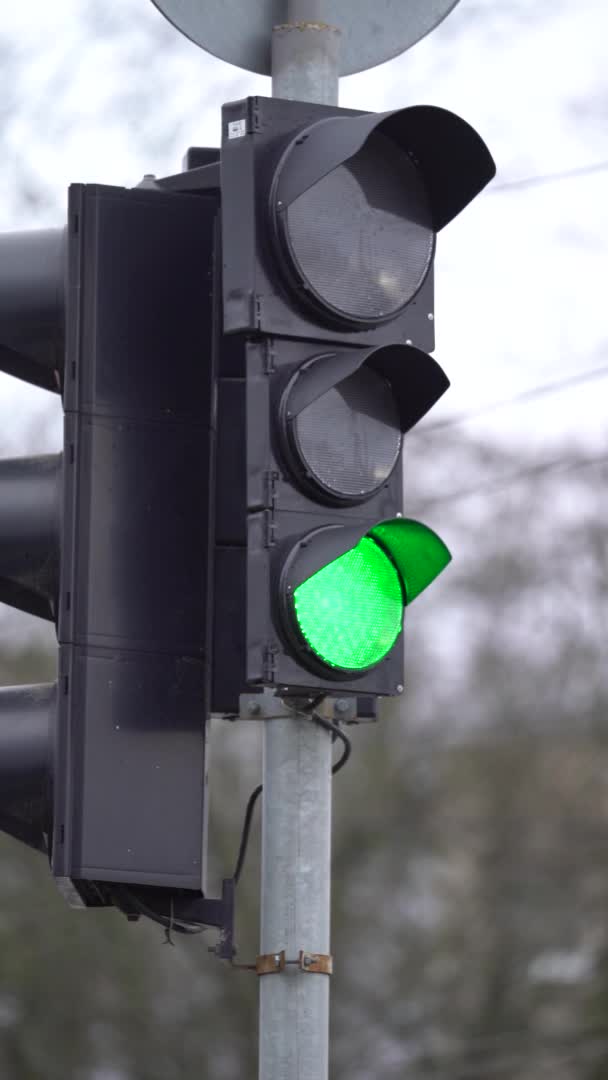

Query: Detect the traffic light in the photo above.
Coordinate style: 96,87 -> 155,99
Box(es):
0,183 -> 235,939
0,91 -> 493,930
210,96 -> 495,709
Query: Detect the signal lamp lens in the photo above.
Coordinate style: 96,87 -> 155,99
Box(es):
290,365 -> 401,503
284,519 -> 451,677
369,519 -> 451,605
282,132 -> 434,325
293,536 -> 403,671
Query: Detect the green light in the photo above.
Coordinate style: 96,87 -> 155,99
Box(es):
293,536 -> 403,671
370,519 -> 451,604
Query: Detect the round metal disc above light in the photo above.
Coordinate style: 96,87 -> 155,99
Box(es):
148,0 -> 462,76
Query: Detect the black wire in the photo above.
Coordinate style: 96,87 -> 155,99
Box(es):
312,713 -> 352,775
233,783 -> 263,885
232,708 -> 353,886
118,888 -> 205,936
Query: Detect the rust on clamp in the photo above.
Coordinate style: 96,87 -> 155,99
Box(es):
298,951 -> 333,975
256,950 -> 286,975
254,950 -> 333,975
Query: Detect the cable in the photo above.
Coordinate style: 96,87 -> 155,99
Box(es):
233,783 -> 262,885
115,887 -> 205,937
232,705 -> 353,885
312,713 -> 352,775
115,712 -> 350,929
491,158 -> 608,193
415,363 -> 608,435
412,448 -> 608,511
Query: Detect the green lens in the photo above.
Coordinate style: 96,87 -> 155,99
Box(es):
293,536 -> 403,671
370,519 -> 451,604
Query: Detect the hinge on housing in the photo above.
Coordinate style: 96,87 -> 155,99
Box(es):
263,470 -> 279,548
262,644 -> 279,683
263,509 -> 276,548
255,295 -> 263,329
251,99 -> 263,133
264,339 -> 276,373
264,470 -> 280,508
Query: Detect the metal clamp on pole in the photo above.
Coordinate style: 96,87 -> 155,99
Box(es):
256,950 -> 287,975
255,950 -> 333,975
297,951 -> 333,975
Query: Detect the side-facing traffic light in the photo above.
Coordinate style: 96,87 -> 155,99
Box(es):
211,96 -> 495,708
0,184 -> 221,918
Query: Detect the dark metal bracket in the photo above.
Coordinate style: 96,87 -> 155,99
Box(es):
133,145 -> 221,196
135,162 -> 220,197
155,161 -> 220,194
114,878 -> 236,959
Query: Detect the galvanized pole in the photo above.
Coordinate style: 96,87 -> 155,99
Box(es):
271,1 -> 340,105
259,704 -> 333,1080
259,10 -> 340,1079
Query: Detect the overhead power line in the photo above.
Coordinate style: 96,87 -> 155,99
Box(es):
491,159 -> 608,193
417,363 -> 608,434
412,450 -> 608,511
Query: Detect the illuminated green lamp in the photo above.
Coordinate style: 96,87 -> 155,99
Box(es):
293,519 -> 450,673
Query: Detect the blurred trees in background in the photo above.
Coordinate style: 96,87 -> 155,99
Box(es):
1,1 -> 607,1071
0,432 -> 607,1079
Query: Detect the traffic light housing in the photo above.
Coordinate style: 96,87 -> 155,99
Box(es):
211,96 -> 495,709
0,91 -> 494,931
0,184 -> 221,918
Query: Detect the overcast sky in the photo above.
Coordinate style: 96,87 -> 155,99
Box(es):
1,0 -> 607,461
0,0 -> 605,660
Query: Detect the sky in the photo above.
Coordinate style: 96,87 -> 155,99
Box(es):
0,0 -> 604,677
1,0 -> 607,468
0,0 -> 607,461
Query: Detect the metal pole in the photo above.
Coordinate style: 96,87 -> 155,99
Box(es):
260,15 -> 340,1079
271,0 -> 340,105
259,705 -> 332,1080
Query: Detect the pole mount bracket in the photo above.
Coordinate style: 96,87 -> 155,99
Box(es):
297,950 -> 333,975
254,949 -> 333,975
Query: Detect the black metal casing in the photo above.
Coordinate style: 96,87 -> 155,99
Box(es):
0,176 -> 236,943
0,91 -> 495,933
212,95 -> 489,709
219,96 -> 435,350
213,336 -> 417,709
51,183 -> 218,891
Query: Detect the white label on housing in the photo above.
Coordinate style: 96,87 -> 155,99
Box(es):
228,119 -> 247,140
